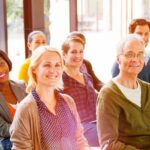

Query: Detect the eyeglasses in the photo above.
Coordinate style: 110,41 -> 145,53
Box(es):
121,52 -> 144,59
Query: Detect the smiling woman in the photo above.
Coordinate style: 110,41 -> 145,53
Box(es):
10,45 -> 90,150
61,36 -> 99,146
0,49 -> 26,150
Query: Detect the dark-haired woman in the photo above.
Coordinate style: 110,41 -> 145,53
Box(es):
0,50 -> 26,150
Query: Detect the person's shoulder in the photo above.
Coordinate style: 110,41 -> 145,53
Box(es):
138,78 -> 150,86
10,80 -> 26,91
60,93 -> 78,116
145,56 -> 150,64
83,72 -> 93,81
99,80 -> 116,93
60,93 -> 74,103
60,93 -> 77,108
83,59 -> 92,66
18,94 -> 36,109
23,58 -> 31,64
10,79 -> 25,86
20,58 -> 31,68
14,94 -> 37,119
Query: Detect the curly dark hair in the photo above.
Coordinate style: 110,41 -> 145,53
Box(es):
0,49 -> 12,71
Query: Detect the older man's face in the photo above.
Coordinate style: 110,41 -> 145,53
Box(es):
118,40 -> 145,76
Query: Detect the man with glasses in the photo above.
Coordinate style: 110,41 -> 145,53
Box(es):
97,34 -> 150,149
111,18 -> 150,82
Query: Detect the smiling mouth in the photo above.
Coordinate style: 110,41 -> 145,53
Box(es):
0,73 -> 6,78
46,75 -> 58,79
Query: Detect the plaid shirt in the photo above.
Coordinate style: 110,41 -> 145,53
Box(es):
62,72 -> 98,123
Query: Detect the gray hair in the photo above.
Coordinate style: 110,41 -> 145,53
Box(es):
116,34 -> 145,56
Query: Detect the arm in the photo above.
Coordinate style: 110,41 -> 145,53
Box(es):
0,116 -> 11,138
97,88 -> 139,150
62,94 -> 90,150
84,59 -> 104,91
111,61 -> 119,77
74,102 -> 90,150
10,101 -> 34,150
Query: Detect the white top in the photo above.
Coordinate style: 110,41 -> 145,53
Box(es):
112,79 -> 141,107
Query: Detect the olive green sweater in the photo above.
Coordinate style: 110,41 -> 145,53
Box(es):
97,79 -> 150,150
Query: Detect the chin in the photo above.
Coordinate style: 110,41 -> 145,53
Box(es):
0,79 -> 9,83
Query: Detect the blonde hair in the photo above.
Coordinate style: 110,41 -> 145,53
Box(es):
26,45 -> 63,93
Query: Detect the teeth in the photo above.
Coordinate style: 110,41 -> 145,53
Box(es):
0,73 -> 6,78
130,66 -> 138,67
47,76 -> 57,79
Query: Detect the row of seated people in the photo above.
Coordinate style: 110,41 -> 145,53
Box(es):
1,18 -> 150,150
0,31 -> 102,150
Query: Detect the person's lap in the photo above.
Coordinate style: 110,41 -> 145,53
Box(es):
0,138 -> 12,150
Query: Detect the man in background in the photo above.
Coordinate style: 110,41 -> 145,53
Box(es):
111,18 -> 150,82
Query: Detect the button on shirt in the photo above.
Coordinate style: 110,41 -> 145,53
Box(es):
32,90 -> 78,150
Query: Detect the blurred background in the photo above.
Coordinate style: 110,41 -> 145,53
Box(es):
1,0 -> 150,83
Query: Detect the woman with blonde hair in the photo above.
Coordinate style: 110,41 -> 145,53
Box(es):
10,45 -> 89,150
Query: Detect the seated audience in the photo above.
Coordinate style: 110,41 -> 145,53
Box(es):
10,46 -> 89,150
0,50 -> 26,150
18,30 -> 47,84
97,34 -> 150,149
67,31 -> 104,91
61,36 -> 99,146
111,18 -> 150,82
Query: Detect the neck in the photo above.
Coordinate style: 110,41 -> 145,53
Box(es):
35,85 -> 57,114
0,81 -> 10,91
35,85 -> 55,103
115,74 -> 138,89
64,66 -> 81,76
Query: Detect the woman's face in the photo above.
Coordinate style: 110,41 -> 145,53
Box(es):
117,40 -> 145,76
28,34 -> 47,52
0,57 -> 9,83
33,51 -> 62,88
63,41 -> 84,68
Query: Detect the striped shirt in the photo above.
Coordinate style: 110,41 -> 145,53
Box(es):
32,90 -> 79,150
